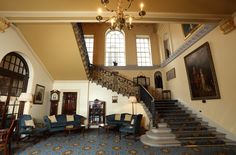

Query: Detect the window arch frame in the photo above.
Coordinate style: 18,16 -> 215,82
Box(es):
0,52 -> 29,128
105,29 -> 126,66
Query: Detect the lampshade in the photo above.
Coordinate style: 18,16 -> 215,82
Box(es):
128,96 -> 137,103
18,93 -> 33,102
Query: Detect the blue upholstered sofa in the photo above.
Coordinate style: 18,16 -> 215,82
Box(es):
43,114 -> 86,132
106,113 -> 133,127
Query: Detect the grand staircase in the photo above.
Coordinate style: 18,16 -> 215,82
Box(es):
72,23 -> 235,147
141,100 -> 236,147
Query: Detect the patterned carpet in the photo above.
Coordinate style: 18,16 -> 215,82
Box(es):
13,129 -> 236,155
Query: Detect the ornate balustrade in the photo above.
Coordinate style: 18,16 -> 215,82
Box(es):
90,65 -> 139,96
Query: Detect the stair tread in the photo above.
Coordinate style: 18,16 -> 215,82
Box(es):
141,135 -> 181,147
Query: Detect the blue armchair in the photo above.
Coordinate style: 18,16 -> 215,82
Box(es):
18,115 -> 47,141
119,114 -> 143,140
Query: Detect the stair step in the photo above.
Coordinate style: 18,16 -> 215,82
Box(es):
175,131 -> 219,137
224,139 -> 236,145
158,123 -> 168,128
164,117 -> 201,122
171,125 -> 214,132
151,127 -> 172,133
172,127 -> 216,133
161,114 -> 197,119
155,104 -> 178,108
140,135 -> 181,147
155,106 -> 183,109
167,121 -> 205,125
180,138 -> 225,146
159,113 -> 191,117
155,100 -> 178,103
146,131 -> 176,140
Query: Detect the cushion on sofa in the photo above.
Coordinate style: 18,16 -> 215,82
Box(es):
48,115 -> 57,123
124,114 -> 132,121
115,114 -> 121,120
66,115 -> 74,122
25,119 -> 35,128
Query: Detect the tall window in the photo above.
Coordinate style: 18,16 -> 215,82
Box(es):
0,52 -> 29,128
84,35 -> 94,64
136,36 -> 152,66
105,30 -> 125,66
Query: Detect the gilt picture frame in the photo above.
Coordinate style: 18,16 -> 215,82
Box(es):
184,42 -> 220,100
182,24 -> 200,39
34,84 -> 45,104
166,68 -> 176,81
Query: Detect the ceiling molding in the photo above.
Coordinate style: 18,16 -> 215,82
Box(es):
0,11 -> 230,23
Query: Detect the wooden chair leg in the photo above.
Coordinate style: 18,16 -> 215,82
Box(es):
4,144 -> 8,155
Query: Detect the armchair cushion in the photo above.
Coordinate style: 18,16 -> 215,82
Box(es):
48,115 -> 57,123
24,119 -> 35,128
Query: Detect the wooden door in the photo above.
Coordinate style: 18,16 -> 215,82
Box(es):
62,92 -> 77,115
50,101 -> 58,115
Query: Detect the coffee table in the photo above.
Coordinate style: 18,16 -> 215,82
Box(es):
98,123 -> 118,136
65,125 -> 85,136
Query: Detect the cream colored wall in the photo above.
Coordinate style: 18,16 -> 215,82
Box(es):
0,26 -> 53,121
53,81 -> 150,128
161,21 -> 236,139
17,23 -> 87,80
157,23 -> 184,63
82,23 -> 160,65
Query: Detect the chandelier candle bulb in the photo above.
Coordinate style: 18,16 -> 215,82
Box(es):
129,17 -> 132,25
111,18 -> 114,26
140,3 -> 144,11
98,8 -> 102,15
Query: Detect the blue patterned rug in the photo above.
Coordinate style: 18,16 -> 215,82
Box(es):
13,129 -> 236,155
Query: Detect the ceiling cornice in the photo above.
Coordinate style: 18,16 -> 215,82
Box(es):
0,11 -> 230,23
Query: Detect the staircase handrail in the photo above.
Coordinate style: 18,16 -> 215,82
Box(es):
139,85 -> 156,127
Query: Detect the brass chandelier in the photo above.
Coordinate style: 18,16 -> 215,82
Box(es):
96,0 -> 146,30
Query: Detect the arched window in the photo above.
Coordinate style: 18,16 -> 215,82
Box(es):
0,52 -> 29,128
105,30 -> 125,66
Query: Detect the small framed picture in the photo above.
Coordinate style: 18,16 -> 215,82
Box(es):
34,84 -> 45,104
112,96 -> 118,103
166,68 -> 176,81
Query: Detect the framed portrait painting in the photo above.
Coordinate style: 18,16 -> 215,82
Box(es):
182,24 -> 200,39
34,84 -> 45,104
184,42 -> 220,100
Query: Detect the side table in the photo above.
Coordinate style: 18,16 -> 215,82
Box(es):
98,123 -> 118,137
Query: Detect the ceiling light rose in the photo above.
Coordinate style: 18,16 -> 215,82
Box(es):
96,0 -> 146,31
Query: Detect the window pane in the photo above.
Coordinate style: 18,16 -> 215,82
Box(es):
84,35 -> 94,64
136,36 -> 152,66
105,30 -> 125,66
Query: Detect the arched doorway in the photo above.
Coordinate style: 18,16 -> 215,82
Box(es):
0,52 -> 29,128
154,71 -> 163,89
